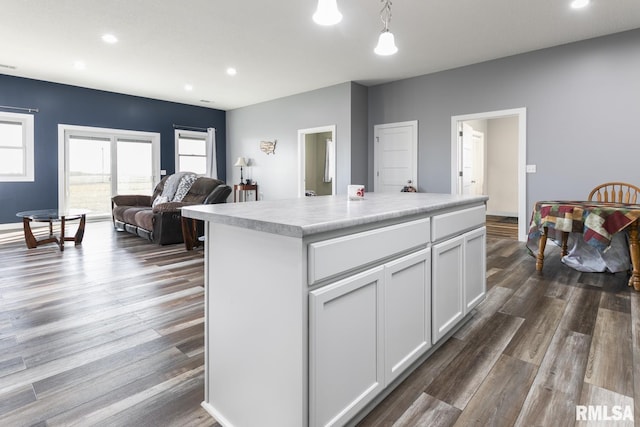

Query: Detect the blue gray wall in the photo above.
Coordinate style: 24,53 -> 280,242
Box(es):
0,75 -> 225,224
368,29 -> 640,214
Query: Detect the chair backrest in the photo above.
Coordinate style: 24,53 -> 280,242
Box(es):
588,182 -> 640,204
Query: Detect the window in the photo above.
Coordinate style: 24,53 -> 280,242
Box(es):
59,125 -> 160,218
0,112 -> 34,182
175,130 -> 207,175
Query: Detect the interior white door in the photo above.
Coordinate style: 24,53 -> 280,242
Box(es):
374,121 -> 417,192
461,123 -> 485,196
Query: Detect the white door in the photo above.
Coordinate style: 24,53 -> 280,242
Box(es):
461,123 -> 485,196
374,121 -> 417,192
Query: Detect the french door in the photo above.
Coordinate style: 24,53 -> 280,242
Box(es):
58,125 -> 160,218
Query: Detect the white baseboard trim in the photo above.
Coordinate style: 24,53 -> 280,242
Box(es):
201,401 -> 235,427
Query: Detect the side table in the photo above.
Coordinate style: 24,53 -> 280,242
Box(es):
234,184 -> 258,202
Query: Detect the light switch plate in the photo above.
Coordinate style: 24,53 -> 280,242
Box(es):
526,164 -> 537,173
160,169 -> 167,175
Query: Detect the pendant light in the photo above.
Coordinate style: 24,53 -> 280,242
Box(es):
374,0 -> 398,56
313,0 -> 343,26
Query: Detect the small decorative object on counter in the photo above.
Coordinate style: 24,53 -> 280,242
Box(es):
401,180 -> 417,192
348,184 -> 365,200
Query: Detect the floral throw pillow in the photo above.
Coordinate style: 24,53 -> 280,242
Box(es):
173,173 -> 197,202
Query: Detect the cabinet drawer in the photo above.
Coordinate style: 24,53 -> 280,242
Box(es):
308,218 -> 430,285
431,205 -> 485,242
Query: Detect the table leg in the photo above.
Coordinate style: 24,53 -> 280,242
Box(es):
561,232 -> 569,257
22,218 -> 38,249
74,214 -> 86,245
628,221 -> 640,291
536,227 -> 548,271
60,216 -> 66,251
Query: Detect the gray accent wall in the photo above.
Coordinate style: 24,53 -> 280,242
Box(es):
368,29 -> 640,214
226,82 -> 367,200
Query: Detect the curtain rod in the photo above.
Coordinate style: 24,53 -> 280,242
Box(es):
173,124 -> 214,131
0,105 -> 39,113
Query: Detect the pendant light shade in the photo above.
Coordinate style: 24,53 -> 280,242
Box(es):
313,0 -> 343,26
374,30 -> 398,56
374,0 -> 397,56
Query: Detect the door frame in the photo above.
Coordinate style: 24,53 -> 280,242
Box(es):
373,120 -> 418,192
450,108 -> 527,241
297,125 -> 336,197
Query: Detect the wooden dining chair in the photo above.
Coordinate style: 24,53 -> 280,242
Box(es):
588,182 -> 640,204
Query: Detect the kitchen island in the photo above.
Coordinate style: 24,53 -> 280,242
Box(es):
183,192 -> 488,427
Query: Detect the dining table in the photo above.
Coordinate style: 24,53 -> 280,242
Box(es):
526,200 -> 640,291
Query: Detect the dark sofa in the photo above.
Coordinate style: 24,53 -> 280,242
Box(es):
112,175 -> 231,245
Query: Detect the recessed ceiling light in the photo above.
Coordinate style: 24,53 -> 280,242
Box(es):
73,60 -> 86,70
102,34 -> 118,44
226,67 -> 237,76
184,84 -> 194,91
570,0 -> 589,9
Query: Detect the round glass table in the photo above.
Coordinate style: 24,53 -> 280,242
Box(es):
16,209 -> 90,251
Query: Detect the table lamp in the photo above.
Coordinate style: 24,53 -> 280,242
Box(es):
234,157 -> 248,184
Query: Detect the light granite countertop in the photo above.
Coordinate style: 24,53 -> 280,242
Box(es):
182,192 -> 488,238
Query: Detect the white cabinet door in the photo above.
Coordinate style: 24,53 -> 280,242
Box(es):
464,227 -> 486,313
384,249 -> 431,384
432,234 -> 464,343
309,267 -> 385,427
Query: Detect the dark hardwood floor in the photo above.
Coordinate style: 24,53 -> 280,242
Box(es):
1,220 -> 637,426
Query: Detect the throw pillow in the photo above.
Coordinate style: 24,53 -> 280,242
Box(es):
173,173 -> 197,202
152,195 -> 168,207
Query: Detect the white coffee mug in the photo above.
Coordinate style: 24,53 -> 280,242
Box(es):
348,185 -> 365,200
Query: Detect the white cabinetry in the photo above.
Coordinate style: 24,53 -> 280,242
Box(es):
432,234 -> 464,342
310,249 -> 431,427
309,268 -> 385,427
384,249 -> 431,383
432,226 -> 486,343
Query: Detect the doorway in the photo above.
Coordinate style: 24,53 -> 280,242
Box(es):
298,125 -> 336,197
451,108 -> 527,241
58,124 -> 160,219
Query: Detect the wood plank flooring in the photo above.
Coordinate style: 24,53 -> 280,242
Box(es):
1,220 -> 638,426
0,221 -> 218,427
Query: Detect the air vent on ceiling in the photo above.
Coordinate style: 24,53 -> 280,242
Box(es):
0,64 -> 17,70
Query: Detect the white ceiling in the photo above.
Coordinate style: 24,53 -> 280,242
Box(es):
2,0 -> 640,111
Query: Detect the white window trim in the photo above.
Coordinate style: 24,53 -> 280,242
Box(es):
0,111 -> 35,182
175,129 -> 207,175
57,124 -> 161,214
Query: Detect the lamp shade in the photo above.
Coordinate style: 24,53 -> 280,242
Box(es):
374,30 -> 398,56
234,157 -> 248,167
313,0 -> 342,26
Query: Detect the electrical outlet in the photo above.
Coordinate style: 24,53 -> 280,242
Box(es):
526,164 -> 536,173
160,169 -> 167,175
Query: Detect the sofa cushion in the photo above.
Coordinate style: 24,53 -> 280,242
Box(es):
182,177 -> 223,203
134,209 -> 155,232
122,207 -> 151,228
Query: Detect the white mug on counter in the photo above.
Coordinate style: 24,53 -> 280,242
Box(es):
348,184 -> 365,200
